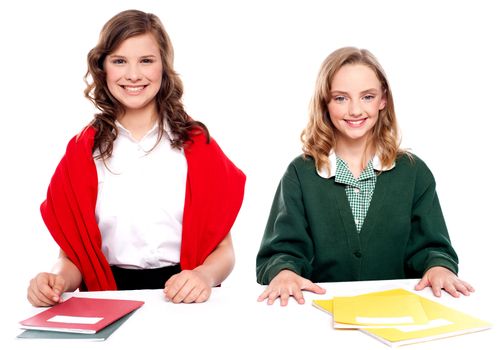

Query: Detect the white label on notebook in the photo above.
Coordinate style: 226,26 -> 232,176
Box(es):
356,316 -> 414,324
395,318 -> 453,332
47,315 -> 104,324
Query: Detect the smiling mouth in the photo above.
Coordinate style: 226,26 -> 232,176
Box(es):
345,118 -> 367,126
122,85 -> 146,92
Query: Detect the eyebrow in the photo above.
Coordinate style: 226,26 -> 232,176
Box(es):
107,54 -> 157,59
330,88 -> 380,95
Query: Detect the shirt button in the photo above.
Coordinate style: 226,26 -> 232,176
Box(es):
353,251 -> 362,258
353,188 -> 360,193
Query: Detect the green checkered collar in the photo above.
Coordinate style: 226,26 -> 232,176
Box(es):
316,152 -> 395,179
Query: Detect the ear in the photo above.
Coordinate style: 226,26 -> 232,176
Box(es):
379,91 -> 387,110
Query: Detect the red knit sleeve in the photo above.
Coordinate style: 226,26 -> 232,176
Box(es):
180,134 -> 246,270
40,126 -> 116,291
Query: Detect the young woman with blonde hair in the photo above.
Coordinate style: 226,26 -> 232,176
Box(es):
256,47 -> 473,306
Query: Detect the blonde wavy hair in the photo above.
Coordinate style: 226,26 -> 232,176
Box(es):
301,47 -> 403,175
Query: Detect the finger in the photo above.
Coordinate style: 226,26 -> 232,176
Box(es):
443,281 -> 460,298
460,280 -> 475,293
164,273 -> 180,290
27,292 -> 44,307
195,289 -> 211,303
257,288 -> 271,302
266,289 -> 280,305
29,288 -> 55,307
39,274 -> 64,303
303,281 -> 326,295
455,281 -> 471,296
290,287 -> 305,305
182,287 -> 201,304
414,277 -> 430,291
164,274 -> 187,301
431,281 -> 443,297
51,275 -> 66,300
27,286 -> 53,307
280,289 -> 290,307
29,279 -> 58,306
171,280 -> 195,303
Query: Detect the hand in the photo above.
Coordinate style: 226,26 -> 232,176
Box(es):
415,266 -> 475,297
27,272 -> 66,307
164,270 -> 211,303
257,270 -> 326,306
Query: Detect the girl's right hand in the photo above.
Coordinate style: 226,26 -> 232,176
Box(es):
257,269 -> 326,306
27,272 -> 66,307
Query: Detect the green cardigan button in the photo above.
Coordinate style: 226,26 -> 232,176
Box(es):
353,251 -> 362,258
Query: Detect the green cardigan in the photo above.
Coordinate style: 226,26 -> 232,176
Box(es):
256,153 -> 458,284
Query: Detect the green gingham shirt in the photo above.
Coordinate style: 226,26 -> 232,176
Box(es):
335,158 -> 377,232
315,153 -> 395,233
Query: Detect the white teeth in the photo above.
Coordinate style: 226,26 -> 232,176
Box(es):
347,120 -> 363,125
124,86 -> 144,92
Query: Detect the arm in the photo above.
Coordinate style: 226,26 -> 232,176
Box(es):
256,160 -> 325,305
407,160 -> 473,297
27,249 -> 82,306
256,163 -> 315,284
163,233 -> 235,303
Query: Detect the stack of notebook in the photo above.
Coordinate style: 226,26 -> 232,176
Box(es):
313,288 -> 491,347
18,297 -> 145,341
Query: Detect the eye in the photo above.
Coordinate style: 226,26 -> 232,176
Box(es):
141,58 -> 155,64
111,58 -> 126,65
333,96 -> 347,103
362,95 -> 375,102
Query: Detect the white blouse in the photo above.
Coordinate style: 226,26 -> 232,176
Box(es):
94,121 -> 187,269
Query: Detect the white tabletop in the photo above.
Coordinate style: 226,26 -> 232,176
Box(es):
5,279 -> 499,350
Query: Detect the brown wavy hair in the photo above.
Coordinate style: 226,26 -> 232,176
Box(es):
84,9 -> 209,159
301,47 -> 404,175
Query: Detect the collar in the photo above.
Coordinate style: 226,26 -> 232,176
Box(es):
316,151 -> 395,179
115,120 -> 174,141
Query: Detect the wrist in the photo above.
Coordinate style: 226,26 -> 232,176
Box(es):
193,266 -> 214,287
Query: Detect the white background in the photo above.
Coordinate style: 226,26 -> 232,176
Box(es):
1,0 -> 499,311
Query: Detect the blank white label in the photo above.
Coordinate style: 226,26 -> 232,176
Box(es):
47,315 -> 104,324
356,316 -> 414,324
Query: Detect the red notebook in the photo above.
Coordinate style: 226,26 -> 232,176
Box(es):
20,297 -> 145,334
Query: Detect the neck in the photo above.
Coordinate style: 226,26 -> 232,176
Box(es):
335,138 -> 374,179
118,108 -> 159,141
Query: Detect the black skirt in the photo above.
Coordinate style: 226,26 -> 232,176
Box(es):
110,264 -> 181,290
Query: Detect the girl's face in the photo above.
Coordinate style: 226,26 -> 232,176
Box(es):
327,63 -> 386,147
104,33 -> 163,116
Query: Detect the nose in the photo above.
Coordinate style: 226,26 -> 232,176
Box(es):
348,100 -> 362,117
125,63 -> 141,82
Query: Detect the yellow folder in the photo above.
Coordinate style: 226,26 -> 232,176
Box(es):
312,288 -> 492,347
332,294 -> 428,328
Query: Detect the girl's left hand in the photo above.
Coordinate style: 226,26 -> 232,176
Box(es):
164,270 -> 211,303
415,266 -> 475,297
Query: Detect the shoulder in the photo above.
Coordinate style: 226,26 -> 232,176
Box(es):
394,151 -> 436,185
396,152 -> 431,171
66,125 -> 96,154
286,154 -> 315,173
289,154 -> 315,168
184,127 -> 211,151
184,132 -> 245,179
281,154 -> 318,182
184,132 -> 221,160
